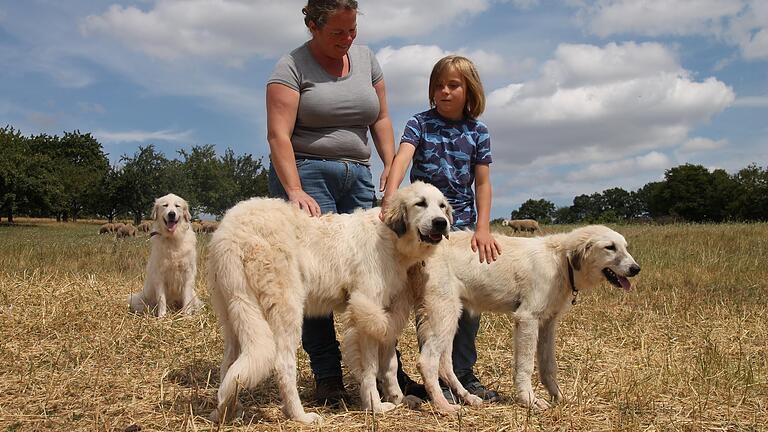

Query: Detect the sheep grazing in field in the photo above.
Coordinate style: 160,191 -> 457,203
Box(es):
191,221 -> 203,233
117,224 -> 137,238
507,219 -> 540,233
138,221 -> 152,233
99,223 -> 114,234
201,221 -> 218,233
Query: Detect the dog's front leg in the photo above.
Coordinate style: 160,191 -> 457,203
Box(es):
537,318 -> 563,405
155,283 -> 168,318
377,341 -> 403,404
180,269 -> 200,315
359,337 -> 396,413
515,318 -> 549,410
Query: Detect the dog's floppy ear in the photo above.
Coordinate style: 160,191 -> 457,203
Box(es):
443,200 -> 454,226
568,239 -> 593,271
182,200 -> 191,222
150,199 -> 160,221
382,196 -> 408,237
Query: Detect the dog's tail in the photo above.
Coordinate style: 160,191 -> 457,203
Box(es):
347,292 -> 391,341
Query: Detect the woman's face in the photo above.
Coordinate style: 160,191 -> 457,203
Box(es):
309,8 -> 357,59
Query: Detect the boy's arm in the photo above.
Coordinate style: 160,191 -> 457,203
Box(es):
472,164 -> 502,263
379,142 -> 416,216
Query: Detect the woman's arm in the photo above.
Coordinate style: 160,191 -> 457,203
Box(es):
369,79 -> 396,192
472,164 -> 501,263
266,83 -> 321,217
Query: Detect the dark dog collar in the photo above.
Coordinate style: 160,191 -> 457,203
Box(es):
567,258 -> 579,305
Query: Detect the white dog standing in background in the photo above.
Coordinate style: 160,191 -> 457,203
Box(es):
128,193 -> 201,317
413,225 -> 641,413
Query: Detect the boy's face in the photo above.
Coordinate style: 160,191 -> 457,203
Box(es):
433,67 -> 467,121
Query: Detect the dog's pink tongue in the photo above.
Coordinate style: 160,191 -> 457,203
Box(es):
167,220 -> 177,232
430,233 -> 442,241
619,276 -> 632,291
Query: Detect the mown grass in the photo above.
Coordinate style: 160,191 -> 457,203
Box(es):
0,220 -> 766,431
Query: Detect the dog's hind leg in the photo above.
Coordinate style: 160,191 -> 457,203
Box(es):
537,318 -> 563,404
210,301 -> 276,424
514,318 -> 549,410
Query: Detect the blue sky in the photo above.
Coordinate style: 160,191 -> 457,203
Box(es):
1,0 -> 766,218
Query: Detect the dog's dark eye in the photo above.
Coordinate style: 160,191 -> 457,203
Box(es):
175,204 -> 181,208
439,203 -> 447,209
415,200 -> 427,207
163,204 -> 169,208
605,244 -> 616,251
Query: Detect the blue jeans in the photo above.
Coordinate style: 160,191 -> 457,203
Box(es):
268,158 -> 375,380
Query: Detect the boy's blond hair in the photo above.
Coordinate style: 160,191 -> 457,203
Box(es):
428,55 -> 486,119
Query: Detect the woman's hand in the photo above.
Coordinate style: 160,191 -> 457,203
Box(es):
379,164 -> 391,193
287,189 -> 322,217
471,229 -> 502,263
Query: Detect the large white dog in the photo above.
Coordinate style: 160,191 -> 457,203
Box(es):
412,225 -> 641,412
207,181 -> 452,424
128,193 -> 201,317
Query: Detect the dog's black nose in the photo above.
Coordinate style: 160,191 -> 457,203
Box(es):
432,217 -> 448,231
168,211 -> 176,220
628,264 -> 641,276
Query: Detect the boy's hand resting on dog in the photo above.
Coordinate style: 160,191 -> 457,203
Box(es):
471,229 -> 501,263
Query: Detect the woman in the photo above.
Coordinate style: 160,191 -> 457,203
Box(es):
266,0 -> 396,406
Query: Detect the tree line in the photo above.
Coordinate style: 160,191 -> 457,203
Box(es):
3,126 -> 766,225
508,163 -> 768,224
0,126 -> 267,224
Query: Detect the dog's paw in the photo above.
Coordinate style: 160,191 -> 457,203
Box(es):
532,398 -> 552,411
384,391 -> 404,405
434,402 -> 461,414
551,390 -> 564,405
464,394 -> 483,407
294,412 -> 323,424
375,401 -> 398,413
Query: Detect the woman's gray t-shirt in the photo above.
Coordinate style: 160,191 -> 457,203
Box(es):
268,42 -> 383,165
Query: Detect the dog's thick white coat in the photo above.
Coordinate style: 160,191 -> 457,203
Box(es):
207,182 -> 452,424
128,193 -> 201,317
414,225 -> 640,412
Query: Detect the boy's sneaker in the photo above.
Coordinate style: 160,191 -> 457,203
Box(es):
314,375 -> 349,407
458,372 -> 500,403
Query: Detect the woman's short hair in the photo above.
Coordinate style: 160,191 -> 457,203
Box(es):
302,0 -> 358,29
428,55 -> 486,119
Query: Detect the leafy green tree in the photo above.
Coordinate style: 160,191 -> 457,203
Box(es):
510,198 -> 555,224
659,164 -> 726,222
214,148 -> 269,215
730,164 -> 768,221
553,206 -> 577,224
88,165 -> 123,222
0,126 -> 61,222
601,187 -> 633,220
177,144 -> 235,217
28,131 -> 110,221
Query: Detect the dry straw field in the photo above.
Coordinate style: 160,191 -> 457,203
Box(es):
1,220 -> 766,431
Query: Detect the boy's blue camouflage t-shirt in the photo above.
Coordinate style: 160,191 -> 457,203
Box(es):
400,108 -> 492,227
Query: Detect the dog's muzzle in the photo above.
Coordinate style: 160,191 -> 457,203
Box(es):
165,212 -> 179,233
603,264 -> 640,291
418,217 -> 450,244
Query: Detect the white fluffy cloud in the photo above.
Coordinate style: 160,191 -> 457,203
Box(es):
81,1 -> 307,64
483,42 -> 735,167
376,45 -> 508,107
80,0 -> 499,64
573,0 -> 768,60
94,128 -> 193,144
